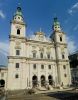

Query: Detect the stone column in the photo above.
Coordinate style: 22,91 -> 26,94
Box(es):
37,64 -> 41,87
45,64 -> 48,86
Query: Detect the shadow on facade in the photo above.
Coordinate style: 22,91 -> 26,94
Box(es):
47,91 -> 78,100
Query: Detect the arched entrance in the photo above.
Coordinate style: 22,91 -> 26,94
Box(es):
32,75 -> 38,87
48,75 -> 53,85
41,75 -> 45,87
0,79 -> 5,87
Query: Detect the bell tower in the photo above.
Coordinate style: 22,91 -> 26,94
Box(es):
7,5 -> 27,90
51,17 -> 71,87
10,6 -> 26,37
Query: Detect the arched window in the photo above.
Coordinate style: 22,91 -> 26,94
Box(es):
62,54 -> 65,59
40,52 -> 43,58
47,54 -> 50,59
0,79 -> 5,87
17,29 -> 20,35
32,75 -> 38,87
60,36 -> 62,42
33,52 -> 36,58
41,75 -> 45,86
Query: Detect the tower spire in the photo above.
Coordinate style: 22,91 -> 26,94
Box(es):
53,17 -> 61,32
13,1 -> 24,23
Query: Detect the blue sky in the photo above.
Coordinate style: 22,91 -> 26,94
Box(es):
0,0 -> 78,65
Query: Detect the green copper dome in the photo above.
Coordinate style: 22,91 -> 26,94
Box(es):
54,17 -> 60,26
14,6 -> 23,17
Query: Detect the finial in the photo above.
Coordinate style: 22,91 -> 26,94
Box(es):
18,0 -> 21,5
40,28 -> 42,32
54,17 -> 58,22
18,2 -> 21,6
17,0 -> 21,11
17,0 -> 21,8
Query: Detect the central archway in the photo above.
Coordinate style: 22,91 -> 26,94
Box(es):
48,75 -> 53,85
32,75 -> 38,87
41,75 -> 45,87
0,79 -> 5,87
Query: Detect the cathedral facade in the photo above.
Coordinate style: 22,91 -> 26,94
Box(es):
6,6 -> 71,90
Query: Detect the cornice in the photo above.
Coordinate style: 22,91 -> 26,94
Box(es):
11,20 -> 26,26
9,35 -> 26,39
8,56 -> 27,60
52,31 -> 65,34
27,39 -> 54,46
54,42 -> 67,47
56,59 -> 69,62
27,58 -> 56,62
8,56 -> 56,62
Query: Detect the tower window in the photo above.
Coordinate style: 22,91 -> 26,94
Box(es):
33,64 -> 36,69
18,17 -> 20,19
62,54 -> 65,59
17,29 -> 20,35
15,74 -> 19,79
16,50 -> 20,55
16,63 -> 19,68
41,65 -> 44,69
64,74 -> 67,77
63,65 -> 66,69
60,36 -> 62,42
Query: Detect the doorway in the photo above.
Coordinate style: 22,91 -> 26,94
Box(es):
32,75 -> 38,87
41,75 -> 45,87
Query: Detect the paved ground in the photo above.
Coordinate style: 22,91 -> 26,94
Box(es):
1,89 -> 78,100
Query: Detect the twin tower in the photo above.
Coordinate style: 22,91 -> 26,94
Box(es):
6,6 -> 71,90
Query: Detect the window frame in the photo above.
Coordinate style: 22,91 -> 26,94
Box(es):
62,54 -> 65,59
33,64 -> 36,70
60,36 -> 62,42
40,52 -> 43,59
15,74 -> 19,79
47,54 -> 50,59
16,63 -> 19,68
17,29 -> 20,35
33,52 -> 36,58
41,65 -> 44,69
16,50 -> 20,56
48,65 -> 51,69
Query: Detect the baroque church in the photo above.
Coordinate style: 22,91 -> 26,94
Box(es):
0,5 -> 71,90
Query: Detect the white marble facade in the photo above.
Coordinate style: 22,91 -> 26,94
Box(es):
6,6 -> 71,90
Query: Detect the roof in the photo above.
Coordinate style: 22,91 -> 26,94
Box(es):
14,6 -> 23,17
0,65 -> 7,70
0,65 -> 7,67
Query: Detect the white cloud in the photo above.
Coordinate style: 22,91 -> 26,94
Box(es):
68,2 -> 78,15
0,41 -> 9,56
66,36 -> 77,54
0,10 -> 5,19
